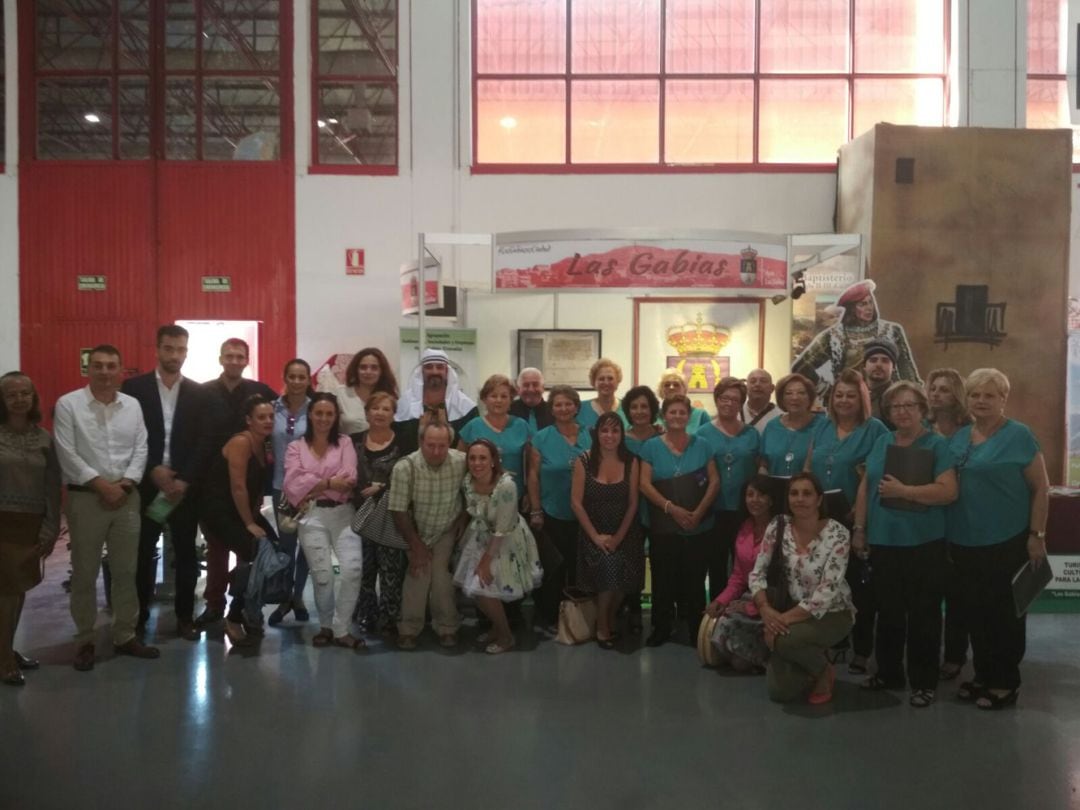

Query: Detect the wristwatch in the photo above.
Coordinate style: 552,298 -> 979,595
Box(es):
1029,530 -> 1046,540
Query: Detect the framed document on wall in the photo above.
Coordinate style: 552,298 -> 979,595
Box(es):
517,329 -> 602,389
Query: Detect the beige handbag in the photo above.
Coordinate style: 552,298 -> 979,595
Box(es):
555,589 -> 597,645
697,614 -> 720,667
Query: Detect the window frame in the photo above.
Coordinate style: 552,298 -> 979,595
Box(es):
308,0 -> 399,175
20,0 -> 292,164
470,0 -> 951,174
1025,0 -> 1078,166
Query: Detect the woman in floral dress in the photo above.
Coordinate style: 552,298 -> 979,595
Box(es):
453,438 -> 543,654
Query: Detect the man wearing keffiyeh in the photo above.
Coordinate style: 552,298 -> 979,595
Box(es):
393,348 -> 478,455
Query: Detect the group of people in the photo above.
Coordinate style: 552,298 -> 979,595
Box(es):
0,325 -> 1050,715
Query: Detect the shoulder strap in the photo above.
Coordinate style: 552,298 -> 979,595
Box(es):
749,403 -> 776,426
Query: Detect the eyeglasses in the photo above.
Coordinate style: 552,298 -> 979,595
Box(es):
888,402 -> 920,412
716,396 -> 742,405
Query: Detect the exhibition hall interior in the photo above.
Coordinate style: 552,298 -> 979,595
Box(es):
2,1 -> 1080,808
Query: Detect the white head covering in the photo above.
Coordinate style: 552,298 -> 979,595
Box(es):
395,348 -> 477,420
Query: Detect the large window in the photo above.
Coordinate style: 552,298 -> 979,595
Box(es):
32,0 -> 288,161
1026,0 -> 1080,160
311,0 -> 398,172
473,0 -> 949,170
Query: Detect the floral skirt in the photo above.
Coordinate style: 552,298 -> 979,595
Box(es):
710,594 -> 769,668
453,523 -> 543,602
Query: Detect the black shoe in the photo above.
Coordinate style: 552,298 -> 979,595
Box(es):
73,643 -> 96,672
14,651 -> 40,671
177,620 -> 202,642
194,607 -> 225,628
293,603 -> 310,622
267,601 -> 292,627
645,628 -> 670,647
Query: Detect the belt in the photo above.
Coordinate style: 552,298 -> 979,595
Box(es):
314,499 -> 346,508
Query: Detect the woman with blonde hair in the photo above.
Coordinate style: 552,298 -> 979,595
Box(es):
578,358 -> 628,430
656,370 -> 709,432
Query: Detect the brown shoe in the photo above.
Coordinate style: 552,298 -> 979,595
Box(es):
439,633 -> 458,648
224,618 -> 251,647
114,639 -> 161,659
177,620 -> 201,642
73,643 -> 96,672
396,634 -> 418,650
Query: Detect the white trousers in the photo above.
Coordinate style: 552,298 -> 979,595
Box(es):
298,505 -> 363,637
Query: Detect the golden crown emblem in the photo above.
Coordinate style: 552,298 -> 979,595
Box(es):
666,313 -> 731,356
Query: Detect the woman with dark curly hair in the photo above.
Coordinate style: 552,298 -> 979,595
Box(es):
317,347 -> 399,438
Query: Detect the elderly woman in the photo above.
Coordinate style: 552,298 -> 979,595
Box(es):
578,358 -> 629,430
639,395 -> 720,646
268,359 -> 313,627
806,368 -> 887,672
0,373 -> 61,686
704,474 -> 778,672
750,472 -> 854,704
284,393 -> 360,649
926,367 -> 972,681
454,439 -> 542,654
853,381 -> 957,707
459,374 -> 533,502
529,385 -> 591,632
317,347 -> 400,438
571,412 -> 644,647
792,278 -> 921,402
760,373 -> 823,478
947,369 -> 1049,710
697,377 -> 760,600
657,370 -> 709,432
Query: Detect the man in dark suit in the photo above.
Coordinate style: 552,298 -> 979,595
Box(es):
192,337 -> 277,628
121,324 -> 206,641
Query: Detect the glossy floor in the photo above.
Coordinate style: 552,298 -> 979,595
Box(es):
2,555 -> 1079,810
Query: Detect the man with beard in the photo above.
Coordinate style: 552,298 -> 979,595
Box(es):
510,367 -> 553,431
394,348 -> 478,455
863,339 -> 899,427
121,325 -> 207,640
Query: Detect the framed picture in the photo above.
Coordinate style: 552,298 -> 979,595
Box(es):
633,297 -> 765,413
517,329 -> 602,389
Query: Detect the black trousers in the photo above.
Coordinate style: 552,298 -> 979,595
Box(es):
847,556 -> 876,658
136,489 -> 201,622
872,540 -> 947,691
952,532 -> 1028,691
650,531 -> 709,637
709,511 -> 741,601
536,515 -> 579,625
942,548 -> 969,666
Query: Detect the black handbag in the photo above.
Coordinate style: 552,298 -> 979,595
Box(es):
648,467 -> 710,534
764,515 -> 797,612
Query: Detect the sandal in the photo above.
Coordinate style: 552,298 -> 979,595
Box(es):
909,689 -> 936,708
861,675 -> 904,691
485,637 -> 516,655
312,629 -> 334,648
808,664 -> 836,705
939,662 -> 963,681
333,635 -> 366,651
848,655 -> 868,675
596,635 -> 616,650
957,681 -> 985,702
975,688 -> 1019,710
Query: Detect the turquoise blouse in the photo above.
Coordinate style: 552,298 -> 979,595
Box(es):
864,431 -> 951,547
532,424 -> 591,521
760,412 -> 824,476
947,420 -> 1039,547
810,417 -> 889,503
577,400 -> 630,431
696,421 -> 761,512
640,435 -> 717,535
459,415 -> 533,501
656,406 -> 709,433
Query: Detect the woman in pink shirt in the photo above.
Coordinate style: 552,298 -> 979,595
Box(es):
704,474 -> 778,671
283,393 -> 361,649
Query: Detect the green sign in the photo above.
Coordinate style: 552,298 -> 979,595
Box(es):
202,275 -> 232,292
77,275 -> 106,291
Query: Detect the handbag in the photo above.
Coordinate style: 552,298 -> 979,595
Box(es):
697,614 -> 720,667
276,491 -> 307,534
764,515 -> 797,613
555,588 -> 597,645
648,467 -> 710,534
352,492 -> 408,550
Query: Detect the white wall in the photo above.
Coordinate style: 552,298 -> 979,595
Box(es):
0,0 -> 18,371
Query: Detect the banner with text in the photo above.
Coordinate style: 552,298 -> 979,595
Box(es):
494,237 -> 787,292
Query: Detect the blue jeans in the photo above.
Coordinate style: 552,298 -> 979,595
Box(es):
272,489 -> 309,603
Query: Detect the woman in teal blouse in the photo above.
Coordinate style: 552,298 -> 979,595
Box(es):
853,381 -> 957,708
759,373 -> 823,478
657,370 -> 709,433
458,374 -> 533,502
807,368 -> 887,673
947,368 -> 1049,710
639,395 -> 719,647
528,385 -> 592,631
696,378 -> 760,600
577,358 -> 629,431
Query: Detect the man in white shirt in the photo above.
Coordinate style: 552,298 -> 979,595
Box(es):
53,344 -> 158,671
742,369 -> 781,434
